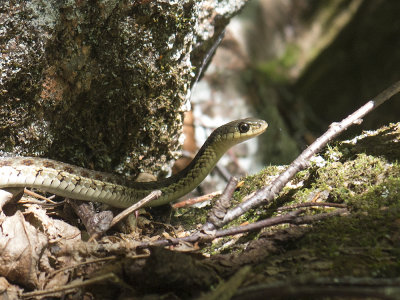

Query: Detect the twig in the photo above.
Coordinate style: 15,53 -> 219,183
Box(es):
290,208 -> 348,224
233,284 -> 398,300
172,191 -> 221,208
137,208 -> 347,249
86,190 -> 161,242
234,276 -> 400,300
214,164 -> 233,182
23,188 -> 58,204
49,252 -> 150,277
205,177 -> 238,229
278,202 -> 347,211
18,198 -> 65,207
48,256 -> 118,277
109,190 -> 161,228
20,273 -> 132,298
300,276 -> 400,287
203,80 -> 400,231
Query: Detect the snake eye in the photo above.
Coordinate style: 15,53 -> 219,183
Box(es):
238,122 -> 250,133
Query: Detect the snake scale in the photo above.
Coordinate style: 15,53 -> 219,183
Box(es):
0,118 -> 267,208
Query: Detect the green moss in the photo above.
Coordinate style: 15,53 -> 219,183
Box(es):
234,165 -> 286,201
173,205 -> 210,230
284,148 -> 400,211
169,123 -> 400,269
196,123 -> 400,273
318,154 -> 392,201
293,206 -> 400,277
243,124 -> 400,279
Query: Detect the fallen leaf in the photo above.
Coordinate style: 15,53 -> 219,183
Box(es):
0,211 -> 47,288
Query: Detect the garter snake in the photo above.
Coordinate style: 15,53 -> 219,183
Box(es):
0,118 -> 267,207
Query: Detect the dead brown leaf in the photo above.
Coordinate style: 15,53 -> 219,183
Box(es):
0,276 -> 22,299
0,211 -> 47,288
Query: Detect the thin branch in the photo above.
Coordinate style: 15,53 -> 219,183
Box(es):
137,208 -> 347,249
290,208 -> 348,224
84,190 -> 160,241
48,252 -> 149,277
205,177 -> 238,229
234,285 -> 398,300
20,273 -> 133,298
278,202 -> 347,211
172,191 -> 221,208
48,256 -> 118,277
203,80 -> 400,231
109,190 -> 161,228
23,188 -> 58,204
234,276 -> 400,300
214,163 -> 234,182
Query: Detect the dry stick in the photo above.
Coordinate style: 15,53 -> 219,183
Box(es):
290,208 -> 348,224
48,255 -> 118,277
278,202 -> 347,211
21,273 -> 133,298
236,276 -> 400,299
137,208 -> 347,249
172,191 -> 221,208
49,252 -> 150,277
87,190 -> 161,242
205,177 -> 238,229
203,80 -> 400,231
234,285 -> 398,300
23,188 -> 58,204
109,190 -> 161,228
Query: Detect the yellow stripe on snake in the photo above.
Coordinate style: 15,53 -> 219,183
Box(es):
0,118 -> 267,207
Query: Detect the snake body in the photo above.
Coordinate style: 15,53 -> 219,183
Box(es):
0,118 -> 267,208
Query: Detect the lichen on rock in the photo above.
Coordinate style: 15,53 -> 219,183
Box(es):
0,0 -> 247,176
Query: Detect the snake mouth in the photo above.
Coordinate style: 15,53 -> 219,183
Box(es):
211,118 -> 268,152
235,118 -> 268,141
253,120 -> 268,136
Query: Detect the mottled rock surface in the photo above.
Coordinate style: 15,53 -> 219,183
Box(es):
0,0 -> 246,176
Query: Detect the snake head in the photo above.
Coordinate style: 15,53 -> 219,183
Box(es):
211,118 -> 268,150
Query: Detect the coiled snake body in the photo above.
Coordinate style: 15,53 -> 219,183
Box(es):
0,118 -> 267,207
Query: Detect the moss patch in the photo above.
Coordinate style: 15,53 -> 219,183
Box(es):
245,123 -> 400,280
170,123 -> 400,282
